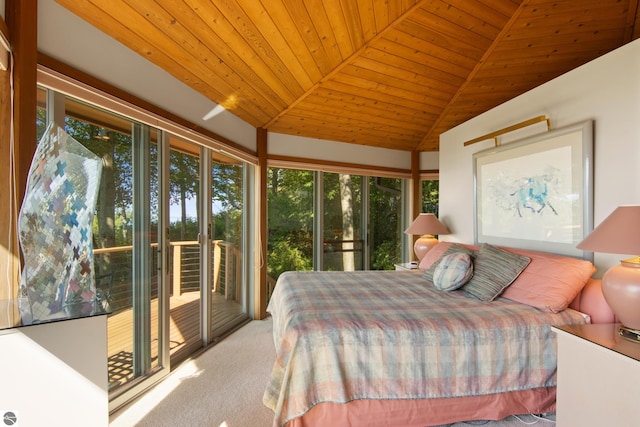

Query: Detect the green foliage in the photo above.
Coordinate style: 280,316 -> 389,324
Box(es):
369,177 -> 402,270
422,180 -> 440,215
267,232 -> 313,277
371,240 -> 400,270
267,168 -> 314,280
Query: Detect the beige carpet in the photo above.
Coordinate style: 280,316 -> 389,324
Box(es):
110,318 -> 555,427
110,318 -> 276,427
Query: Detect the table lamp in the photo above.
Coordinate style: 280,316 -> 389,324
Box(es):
577,205 -> 640,341
405,213 -> 450,262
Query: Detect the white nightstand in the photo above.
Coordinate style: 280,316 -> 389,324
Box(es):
552,323 -> 640,426
394,262 -> 419,271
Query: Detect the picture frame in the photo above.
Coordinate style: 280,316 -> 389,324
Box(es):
473,120 -> 593,259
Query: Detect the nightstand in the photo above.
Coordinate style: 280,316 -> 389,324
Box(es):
552,323 -> 640,426
394,262 -> 419,271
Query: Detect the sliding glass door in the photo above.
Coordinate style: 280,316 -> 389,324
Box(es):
37,85 -> 250,411
209,152 -> 248,335
167,136 -> 203,365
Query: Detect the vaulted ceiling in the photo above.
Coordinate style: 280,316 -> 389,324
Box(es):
55,0 -> 639,152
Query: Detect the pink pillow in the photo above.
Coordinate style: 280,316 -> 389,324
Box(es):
420,242 -> 595,313
419,242 -> 479,270
500,247 -> 596,313
569,278 -> 615,324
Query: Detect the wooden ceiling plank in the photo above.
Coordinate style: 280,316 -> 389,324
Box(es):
355,0 -> 378,40
300,0 -> 348,63
362,47 -> 465,88
510,10 -> 630,31
474,0 -> 524,18
418,0 -> 535,150
353,53 -> 461,92
396,19 -> 487,61
122,0 -> 287,109
58,0 -> 273,125
324,78 -> 444,115
628,0 -> 640,41
57,0 -> 636,152
341,64 -> 452,103
281,0 -> 339,74
302,90 -> 437,131
300,90 -> 437,122
263,0 -> 431,128
329,71 -> 450,111
386,27 -> 478,70
413,0 -> 505,41
256,0 -> 324,82
321,0 -> 357,60
289,106 -> 429,139
153,0 -> 298,110
339,0 -> 367,50
374,37 -> 470,79
496,30 -> 629,51
232,0 -> 317,89
288,99 -> 428,129
372,0 -> 391,31
195,0 -> 306,103
270,114 -> 419,150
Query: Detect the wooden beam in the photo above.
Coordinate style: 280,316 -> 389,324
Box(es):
0,13 -> 18,328
0,0 -> 38,328
255,127 -> 268,320
7,0 -> 37,201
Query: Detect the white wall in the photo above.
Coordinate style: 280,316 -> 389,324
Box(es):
439,39 -> 640,273
268,132 -> 416,171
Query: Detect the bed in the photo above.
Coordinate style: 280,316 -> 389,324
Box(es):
263,242 -> 614,427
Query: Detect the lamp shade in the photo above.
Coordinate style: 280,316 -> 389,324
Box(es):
577,205 -> 640,255
405,213 -> 450,261
577,205 -> 640,332
405,213 -> 450,236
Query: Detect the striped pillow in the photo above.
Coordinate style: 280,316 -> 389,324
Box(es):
433,252 -> 474,291
462,243 -> 531,301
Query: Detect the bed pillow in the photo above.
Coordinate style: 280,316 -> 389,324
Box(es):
500,247 -> 596,312
422,243 -> 477,283
462,243 -> 531,301
433,252 -> 474,291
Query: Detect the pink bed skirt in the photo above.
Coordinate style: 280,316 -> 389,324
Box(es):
284,387 -> 556,427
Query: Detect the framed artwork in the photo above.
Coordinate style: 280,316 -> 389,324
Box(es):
473,120 -> 593,259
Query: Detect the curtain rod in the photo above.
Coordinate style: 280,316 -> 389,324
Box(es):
463,115 -> 551,147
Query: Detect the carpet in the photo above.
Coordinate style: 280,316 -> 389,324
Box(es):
110,318 -> 276,427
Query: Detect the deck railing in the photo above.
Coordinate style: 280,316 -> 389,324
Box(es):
93,240 -> 241,313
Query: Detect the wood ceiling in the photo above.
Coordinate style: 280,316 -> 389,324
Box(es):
55,0 -> 639,152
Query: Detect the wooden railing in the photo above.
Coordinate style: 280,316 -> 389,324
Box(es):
93,240 -> 242,313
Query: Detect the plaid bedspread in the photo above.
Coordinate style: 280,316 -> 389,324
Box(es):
263,270 -> 588,427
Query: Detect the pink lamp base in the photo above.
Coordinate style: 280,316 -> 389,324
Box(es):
601,260 -> 640,330
414,235 -> 439,262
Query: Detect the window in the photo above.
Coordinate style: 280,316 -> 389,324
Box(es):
267,167 -> 406,289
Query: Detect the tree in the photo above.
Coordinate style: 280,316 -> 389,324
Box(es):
266,168 -> 314,279
169,151 -> 199,240
339,174 -> 355,271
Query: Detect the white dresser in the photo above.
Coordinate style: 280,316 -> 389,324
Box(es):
553,323 -> 640,427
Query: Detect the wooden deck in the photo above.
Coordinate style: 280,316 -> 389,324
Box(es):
106,291 -> 245,388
